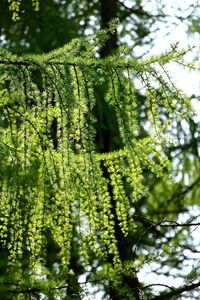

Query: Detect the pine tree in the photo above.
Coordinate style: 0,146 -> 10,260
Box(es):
1,1 -> 200,299
0,19 -> 195,298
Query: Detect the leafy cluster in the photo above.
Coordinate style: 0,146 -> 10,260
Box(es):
7,0 -> 39,21
0,30 -> 193,294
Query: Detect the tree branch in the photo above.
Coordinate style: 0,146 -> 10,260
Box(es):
150,280 -> 200,299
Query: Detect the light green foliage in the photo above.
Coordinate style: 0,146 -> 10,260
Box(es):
0,29 -> 193,290
8,0 -> 39,21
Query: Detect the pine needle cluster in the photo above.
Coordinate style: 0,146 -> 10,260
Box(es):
0,27 -> 193,293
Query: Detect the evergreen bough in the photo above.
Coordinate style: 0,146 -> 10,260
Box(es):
0,25 -> 193,295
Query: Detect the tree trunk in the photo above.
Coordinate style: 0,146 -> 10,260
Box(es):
99,1 -> 141,299
100,0 -> 118,58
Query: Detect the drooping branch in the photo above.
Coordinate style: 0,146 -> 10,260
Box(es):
0,32 -> 194,295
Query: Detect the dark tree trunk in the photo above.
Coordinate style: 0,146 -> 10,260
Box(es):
100,0 -> 118,58
99,1 -> 141,299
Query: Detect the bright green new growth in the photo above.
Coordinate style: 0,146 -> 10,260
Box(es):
0,27 -> 192,291
8,0 -> 39,21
